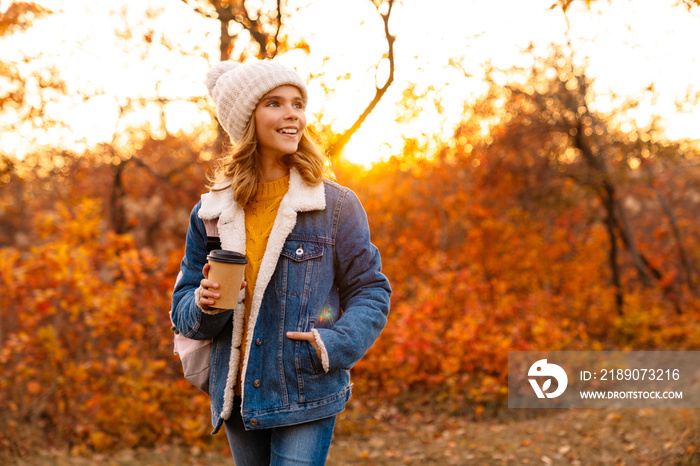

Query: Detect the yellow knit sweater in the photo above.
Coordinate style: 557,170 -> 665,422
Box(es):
236,174 -> 290,395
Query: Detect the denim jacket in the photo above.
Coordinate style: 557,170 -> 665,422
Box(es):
171,168 -> 391,433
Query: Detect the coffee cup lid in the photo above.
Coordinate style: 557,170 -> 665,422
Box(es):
207,249 -> 248,264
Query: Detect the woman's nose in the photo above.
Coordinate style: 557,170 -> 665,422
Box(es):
283,106 -> 298,119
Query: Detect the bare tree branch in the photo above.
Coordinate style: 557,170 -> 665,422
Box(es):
273,0 -> 282,55
179,0 -> 216,19
216,5 -> 234,60
326,0 -> 396,158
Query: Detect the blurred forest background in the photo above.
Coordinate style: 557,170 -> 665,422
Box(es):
1,0 -> 700,462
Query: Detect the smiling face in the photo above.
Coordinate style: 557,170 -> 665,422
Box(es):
254,85 -> 307,163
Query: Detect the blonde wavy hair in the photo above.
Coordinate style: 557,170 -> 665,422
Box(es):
209,117 -> 331,207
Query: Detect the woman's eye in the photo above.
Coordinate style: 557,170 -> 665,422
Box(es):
293,103 -> 303,109
266,101 -> 279,107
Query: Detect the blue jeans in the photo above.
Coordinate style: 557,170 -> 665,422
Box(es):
224,397 -> 336,465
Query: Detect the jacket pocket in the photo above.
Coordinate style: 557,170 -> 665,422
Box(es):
275,239 -> 324,296
302,319 -> 326,374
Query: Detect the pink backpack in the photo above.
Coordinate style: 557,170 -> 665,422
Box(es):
169,193 -> 219,395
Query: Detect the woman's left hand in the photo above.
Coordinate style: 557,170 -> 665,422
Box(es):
286,331 -> 321,360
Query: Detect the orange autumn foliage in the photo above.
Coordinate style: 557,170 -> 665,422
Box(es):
0,196 -> 218,454
1,107 -> 699,454
335,138 -> 700,412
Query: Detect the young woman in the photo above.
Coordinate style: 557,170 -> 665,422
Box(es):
171,59 -> 391,465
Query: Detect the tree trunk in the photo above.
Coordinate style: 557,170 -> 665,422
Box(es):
612,195 -> 652,287
643,161 -> 697,292
110,160 -> 126,234
217,6 -> 234,61
573,123 -> 654,289
603,189 -> 624,315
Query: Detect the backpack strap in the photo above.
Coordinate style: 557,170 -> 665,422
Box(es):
200,193 -> 221,252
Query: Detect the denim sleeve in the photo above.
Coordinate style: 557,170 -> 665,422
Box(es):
316,189 -> 391,371
171,201 -> 233,339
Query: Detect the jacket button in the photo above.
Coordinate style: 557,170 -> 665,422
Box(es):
250,419 -> 258,427
253,379 -> 261,388
255,338 -> 262,346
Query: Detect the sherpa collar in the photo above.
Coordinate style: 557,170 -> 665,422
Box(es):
198,167 -> 325,220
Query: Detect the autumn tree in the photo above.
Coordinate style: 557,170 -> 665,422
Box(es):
0,7 -> 213,248
180,0 -> 297,60
455,46 -> 698,315
181,0 -> 397,159
0,2 -> 54,124
334,45 -> 700,410
0,2 -> 57,244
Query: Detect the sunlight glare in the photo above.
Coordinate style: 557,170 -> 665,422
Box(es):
65,95 -> 120,146
0,0 -> 699,166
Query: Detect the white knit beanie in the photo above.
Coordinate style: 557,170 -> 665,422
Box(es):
205,60 -> 309,143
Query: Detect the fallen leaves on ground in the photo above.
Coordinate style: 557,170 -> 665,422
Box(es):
327,404 -> 699,465
2,405 -> 698,465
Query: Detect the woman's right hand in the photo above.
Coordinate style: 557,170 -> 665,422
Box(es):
199,263 -> 246,310
199,263 -> 220,310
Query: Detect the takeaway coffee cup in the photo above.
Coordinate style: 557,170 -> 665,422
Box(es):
206,250 -> 247,310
